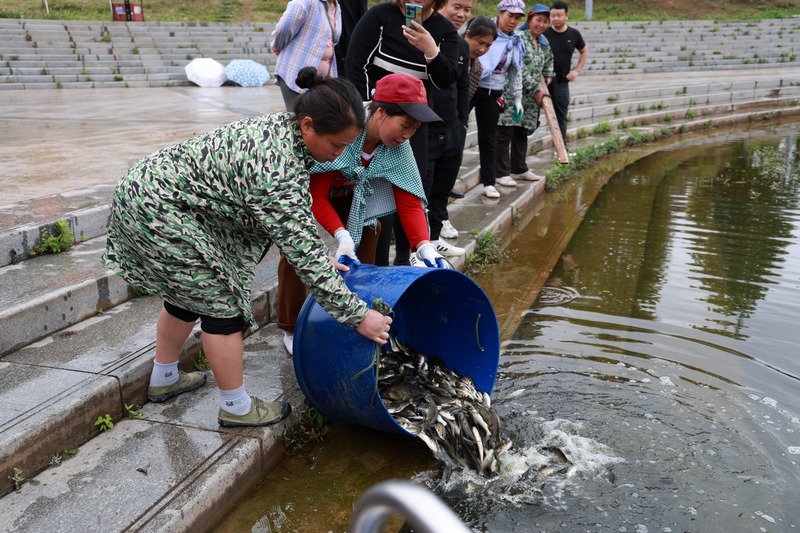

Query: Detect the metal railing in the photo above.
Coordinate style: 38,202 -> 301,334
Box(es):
349,479 -> 472,533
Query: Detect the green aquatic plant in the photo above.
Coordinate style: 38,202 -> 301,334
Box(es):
466,230 -> 510,277
281,405 -> 329,456
194,348 -> 210,371
125,403 -> 143,420
546,129 -> 672,187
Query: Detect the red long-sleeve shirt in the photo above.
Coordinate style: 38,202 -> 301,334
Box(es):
310,167 -> 429,250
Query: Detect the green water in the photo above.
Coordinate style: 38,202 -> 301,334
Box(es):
217,124 -> 800,532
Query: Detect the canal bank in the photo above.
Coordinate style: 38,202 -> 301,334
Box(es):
217,121 -> 800,531
1,41 -> 800,530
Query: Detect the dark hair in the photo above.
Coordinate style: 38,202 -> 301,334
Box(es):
465,16 -> 498,40
394,0 -> 447,16
293,66 -> 365,134
551,1 -> 568,12
367,101 -> 408,116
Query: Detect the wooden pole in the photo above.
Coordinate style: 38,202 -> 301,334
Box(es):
540,75 -> 569,164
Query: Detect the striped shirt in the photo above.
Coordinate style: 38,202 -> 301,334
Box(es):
271,0 -> 342,92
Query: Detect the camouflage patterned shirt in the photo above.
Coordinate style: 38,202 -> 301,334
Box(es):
102,112 -> 369,328
497,31 -> 555,130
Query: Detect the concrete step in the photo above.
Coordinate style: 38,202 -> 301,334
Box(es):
0,221 -> 287,352
0,185 -> 116,268
0,237 -> 134,356
0,312 -> 302,524
0,231 -> 285,497
6,17 -> 795,88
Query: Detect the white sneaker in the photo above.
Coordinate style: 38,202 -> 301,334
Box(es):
495,175 -> 518,187
440,220 -> 459,239
513,170 -> 544,181
282,331 -> 294,356
408,254 -> 426,268
434,239 -> 465,257
482,185 -> 500,198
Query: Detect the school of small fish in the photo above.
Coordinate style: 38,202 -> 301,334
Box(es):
377,337 -> 512,477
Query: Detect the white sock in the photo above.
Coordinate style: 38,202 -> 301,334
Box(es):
149,361 -> 179,387
219,385 -> 252,416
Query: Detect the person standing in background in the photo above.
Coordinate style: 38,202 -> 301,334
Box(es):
271,0 -> 342,111
424,0 -> 475,254
472,0 -> 527,199
494,3 -> 553,184
543,0 -> 587,150
334,0 -> 367,78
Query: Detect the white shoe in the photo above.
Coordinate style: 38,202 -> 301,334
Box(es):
434,239 -> 465,257
440,220 -> 459,239
482,185 -> 500,198
282,331 -> 294,356
408,254 -> 426,268
495,175 -> 518,187
513,170 -> 544,181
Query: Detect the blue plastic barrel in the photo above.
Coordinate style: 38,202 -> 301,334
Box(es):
293,265 -> 500,435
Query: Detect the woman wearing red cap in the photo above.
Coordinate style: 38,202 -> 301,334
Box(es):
276,72 -> 451,355
346,0 -> 461,266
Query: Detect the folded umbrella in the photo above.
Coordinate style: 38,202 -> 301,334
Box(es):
184,58 -> 227,88
225,59 -> 271,87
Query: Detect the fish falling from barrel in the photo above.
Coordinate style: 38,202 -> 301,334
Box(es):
376,337 -> 511,476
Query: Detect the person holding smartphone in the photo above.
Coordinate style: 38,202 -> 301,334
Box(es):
346,0 -> 460,266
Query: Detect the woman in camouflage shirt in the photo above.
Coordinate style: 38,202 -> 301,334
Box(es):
102,67 -> 392,428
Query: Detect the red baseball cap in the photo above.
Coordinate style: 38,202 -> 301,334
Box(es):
373,73 -> 442,123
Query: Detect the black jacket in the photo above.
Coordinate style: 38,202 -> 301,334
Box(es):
346,2 -> 460,100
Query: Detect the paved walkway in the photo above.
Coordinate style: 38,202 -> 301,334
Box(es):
4,67 -> 800,206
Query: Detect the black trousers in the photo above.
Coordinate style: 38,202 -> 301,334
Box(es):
470,88 -> 504,187
426,126 -> 466,240
548,80 -> 570,146
495,125 -> 530,178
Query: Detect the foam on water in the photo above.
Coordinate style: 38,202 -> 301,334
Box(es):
421,416 -> 625,510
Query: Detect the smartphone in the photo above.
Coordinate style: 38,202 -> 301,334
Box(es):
405,3 -> 423,28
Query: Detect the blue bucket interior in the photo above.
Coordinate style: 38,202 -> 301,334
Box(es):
293,265 -> 500,435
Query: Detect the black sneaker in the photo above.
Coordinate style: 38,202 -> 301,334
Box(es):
448,189 -> 464,199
